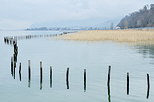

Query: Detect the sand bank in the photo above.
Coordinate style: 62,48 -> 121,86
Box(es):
57,30 -> 154,43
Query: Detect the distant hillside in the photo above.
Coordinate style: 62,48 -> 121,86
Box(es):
117,4 -> 154,29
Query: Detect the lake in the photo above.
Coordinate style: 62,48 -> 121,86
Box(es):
0,30 -> 154,102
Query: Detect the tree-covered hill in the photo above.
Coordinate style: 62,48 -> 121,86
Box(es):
117,4 -> 154,29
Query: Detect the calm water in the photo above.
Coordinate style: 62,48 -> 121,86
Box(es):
0,31 -> 154,102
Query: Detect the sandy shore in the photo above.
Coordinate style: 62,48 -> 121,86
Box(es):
57,30 -> 154,43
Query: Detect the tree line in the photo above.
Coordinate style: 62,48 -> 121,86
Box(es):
117,4 -> 154,29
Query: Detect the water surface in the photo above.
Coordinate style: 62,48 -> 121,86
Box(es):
0,31 -> 154,102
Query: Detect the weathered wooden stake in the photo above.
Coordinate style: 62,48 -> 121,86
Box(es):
84,69 -> 86,92
28,60 -> 31,88
147,73 -> 150,99
40,61 -> 43,90
107,66 -> 111,86
28,60 -> 31,80
50,66 -> 52,88
107,66 -> 111,102
127,72 -> 129,95
11,57 -> 13,76
13,54 -> 17,68
19,63 -> 21,81
66,68 -> 69,89
19,63 -> 21,74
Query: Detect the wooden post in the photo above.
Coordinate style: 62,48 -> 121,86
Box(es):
19,63 -> 21,74
66,68 -> 69,89
40,61 -> 43,83
50,66 -> 52,88
147,73 -> 150,99
107,66 -> 111,102
28,60 -> 31,88
40,61 -> 43,90
127,72 -> 129,95
28,60 -> 31,81
107,66 -> 111,86
84,69 -> 86,92
19,63 -> 21,81
13,54 -> 17,68
11,57 -> 13,76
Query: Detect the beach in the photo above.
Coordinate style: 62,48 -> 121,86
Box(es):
58,30 -> 154,42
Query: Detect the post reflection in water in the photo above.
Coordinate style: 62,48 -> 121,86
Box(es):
108,84 -> 111,102
40,81 -> 42,90
28,79 -> 31,88
19,63 -> 21,81
19,72 -> 21,81
13,66 -> 15,79
66,79 -> 69,89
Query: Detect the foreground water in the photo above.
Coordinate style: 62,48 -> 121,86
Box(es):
0,31 -> 154,102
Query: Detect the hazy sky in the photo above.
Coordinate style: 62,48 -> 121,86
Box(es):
0,0 -> 153,29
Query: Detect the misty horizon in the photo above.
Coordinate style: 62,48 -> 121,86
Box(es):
0,0 -> 153,30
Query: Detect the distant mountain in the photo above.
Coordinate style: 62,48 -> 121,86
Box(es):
117,4 -> 154,29
27,18 -> 120,31
30,18 -> 106,28
93,18 -> 120,29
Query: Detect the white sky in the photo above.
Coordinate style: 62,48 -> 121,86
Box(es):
0,0 -> 153,29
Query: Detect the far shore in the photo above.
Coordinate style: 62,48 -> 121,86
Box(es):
57,29 -> 154,43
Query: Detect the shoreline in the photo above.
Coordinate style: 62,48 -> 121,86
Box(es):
57,29 -> 154,43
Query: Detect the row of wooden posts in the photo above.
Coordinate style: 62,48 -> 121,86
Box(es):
10,39 -> 18,80
4,34 -> 56,46
4,31 -> 73,45
107,66 -> 150,99
11,60 -> 87,91
11,62 -> 150,99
